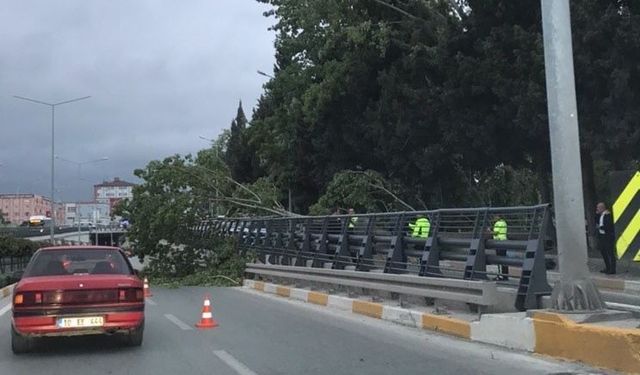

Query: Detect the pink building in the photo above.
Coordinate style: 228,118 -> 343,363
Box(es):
94,177 -> 135,211
0,194 -> 64,225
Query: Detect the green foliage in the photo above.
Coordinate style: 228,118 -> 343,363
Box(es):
462,166 -> 541,207
246,0 -> 640,212
125,0 -> 640,278
0,236 -> 42,257
225,101 -> 262,183
123,138 -> 285,276
142,238 -> 250,287
309,170 -> 416,214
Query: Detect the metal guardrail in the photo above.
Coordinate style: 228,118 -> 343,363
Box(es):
0,256 -> 31,275
246,263 -> 498,306
198,204 -> 553,311
0,226 -> 82,238
0,255 -> 32,287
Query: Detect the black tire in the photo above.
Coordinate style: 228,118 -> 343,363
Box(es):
11,326 -> 32,354
127,321 -> 144,347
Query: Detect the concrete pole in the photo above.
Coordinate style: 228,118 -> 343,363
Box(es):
541,0 -> 604,311
50,105 -> 56,243
77,203 -> 82,243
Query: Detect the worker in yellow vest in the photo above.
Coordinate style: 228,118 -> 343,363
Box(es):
347,208 -> 358,231
493,215 -> 508,281
409,216 -> 431,238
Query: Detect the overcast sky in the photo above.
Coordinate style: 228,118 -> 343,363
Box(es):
0,0 -> 275,202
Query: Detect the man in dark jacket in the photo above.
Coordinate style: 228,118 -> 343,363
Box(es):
596,202 -> 616,274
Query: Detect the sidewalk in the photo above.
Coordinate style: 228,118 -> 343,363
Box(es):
546,257 -> 640,302
585,257 -> 640,279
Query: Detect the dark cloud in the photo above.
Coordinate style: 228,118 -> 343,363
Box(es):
0,0 -> 275,202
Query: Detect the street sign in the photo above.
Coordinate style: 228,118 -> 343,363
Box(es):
611,170 -> 640,262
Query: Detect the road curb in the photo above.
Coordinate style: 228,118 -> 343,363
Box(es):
531,311 -> 640,374
243,279 -> 640,374
0,283 -> 15,300
242,279 -> 471,339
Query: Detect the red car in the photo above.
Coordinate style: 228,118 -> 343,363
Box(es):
11,246 -> 144,353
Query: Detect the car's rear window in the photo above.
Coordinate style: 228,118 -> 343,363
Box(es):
24,249 -> 132,277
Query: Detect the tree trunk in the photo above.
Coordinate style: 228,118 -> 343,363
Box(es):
581,148 -> 597,256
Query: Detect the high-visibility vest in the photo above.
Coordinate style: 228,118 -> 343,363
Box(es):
409,217 -> 430,238
493,219 -> 507,240
348,216 -> 358,229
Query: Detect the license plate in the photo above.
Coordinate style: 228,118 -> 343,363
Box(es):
57,316 -> 104,328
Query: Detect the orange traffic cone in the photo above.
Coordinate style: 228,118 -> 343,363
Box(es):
143,277 -> 153,297
195,295 -> 219,329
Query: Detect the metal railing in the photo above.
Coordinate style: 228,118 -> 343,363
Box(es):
0,255 -> 31,275
0,226 -> 80,238
197,204 -> 553,311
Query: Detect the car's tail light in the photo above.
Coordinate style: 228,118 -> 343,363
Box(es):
13,292 -> 43,306
118,288 -> 143,302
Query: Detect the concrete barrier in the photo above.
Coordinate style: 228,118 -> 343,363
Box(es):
470,313 -> 535,352
532,311 -> 640,374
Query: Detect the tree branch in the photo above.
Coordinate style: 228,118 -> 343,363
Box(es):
209,197 -> 301,217
368,182 -> 416,211
224,176 -> 262,203
371,0 -> 419,20
345,170 -> 416,211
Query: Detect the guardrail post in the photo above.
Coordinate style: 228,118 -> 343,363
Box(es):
258,219 -> 269,259
463,210 -> 489,280
208,220 -> 218,238
384,213 -> 407,274
222,220 -> 230,237
287,219 -> 300,266
515,205 -> 553,310
334,216 -> 350,269
419,211 -> 442,277
234,220 -> 245,243
243,220 -> 255,247
311,217 -> 330,268
356,215 -> 376,271
295,218 -> 312,266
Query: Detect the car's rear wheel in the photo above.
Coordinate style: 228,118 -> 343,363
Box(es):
127,321 -> 144,347
11,326 -> 33,354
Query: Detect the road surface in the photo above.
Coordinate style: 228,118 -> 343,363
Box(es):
0,286 -> 603,375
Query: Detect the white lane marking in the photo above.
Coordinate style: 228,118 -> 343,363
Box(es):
0,303 -> 11,317
146,298 -> 157,306
213,350 -> 258,375
164,314 -> 193,330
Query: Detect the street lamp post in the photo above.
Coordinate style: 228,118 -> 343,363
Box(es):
13,95 -> 91,243
257,70 -> 274,79
540,0 -> 604,311
56,156 -> 108,242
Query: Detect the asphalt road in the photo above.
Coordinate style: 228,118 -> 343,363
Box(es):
0,286 -> 603,375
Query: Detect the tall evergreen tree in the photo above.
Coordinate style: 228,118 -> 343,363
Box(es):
225,101 -> 257,183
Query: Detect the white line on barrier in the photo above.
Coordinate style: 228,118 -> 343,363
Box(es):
164,314 -> 193,330
213,350 -> 258,375
0,303 -> 11,317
